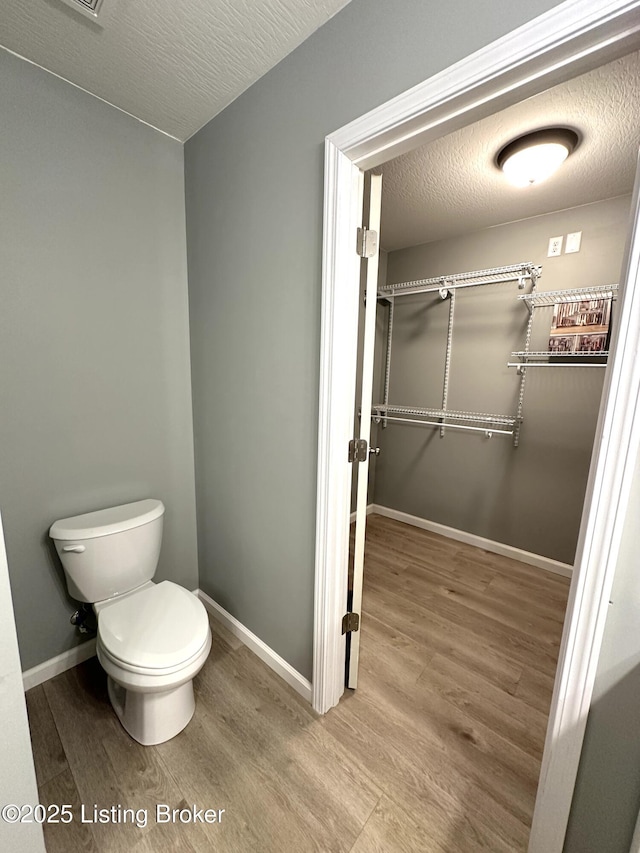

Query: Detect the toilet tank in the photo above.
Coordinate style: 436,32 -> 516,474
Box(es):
49,499 -> 165,603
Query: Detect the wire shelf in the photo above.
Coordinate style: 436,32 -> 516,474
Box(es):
378,262 -> 541,299
372,404 -> 517,427
511,351 -> 609,359
518,284 -> 618,312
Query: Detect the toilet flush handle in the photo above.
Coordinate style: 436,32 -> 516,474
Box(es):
62,544 -> 85,553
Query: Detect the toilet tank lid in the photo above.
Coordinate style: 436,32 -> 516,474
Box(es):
49,499 -> 164,541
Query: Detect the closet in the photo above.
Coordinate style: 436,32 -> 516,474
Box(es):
349,194 -> 627,845
364,200 -> 624,562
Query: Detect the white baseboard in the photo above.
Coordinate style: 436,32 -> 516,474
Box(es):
371,505 -> 573,579
349,503 -> 375,524
22,639 -> 97,692
196,590 -> 313,703
20,586 -> 312,696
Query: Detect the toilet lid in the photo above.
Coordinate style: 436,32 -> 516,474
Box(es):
98,581 -> 210,670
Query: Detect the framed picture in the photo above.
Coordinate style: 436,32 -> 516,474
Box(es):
576,332 -> 608,352
548,335 -> 578,353
549,296 -> 612,358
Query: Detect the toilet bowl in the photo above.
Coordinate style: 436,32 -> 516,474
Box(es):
95,580 -> 212,745
50,500 -> 211,745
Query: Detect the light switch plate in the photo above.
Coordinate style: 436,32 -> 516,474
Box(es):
548,236 -> 563,257
565,231 -> 582,253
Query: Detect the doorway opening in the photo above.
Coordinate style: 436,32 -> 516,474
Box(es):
314,4 -> 640,852
347,47 -> 638,851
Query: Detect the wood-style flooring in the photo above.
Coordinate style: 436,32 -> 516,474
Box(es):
25,514 -> 570,852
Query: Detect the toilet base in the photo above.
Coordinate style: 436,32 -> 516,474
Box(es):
107,676 -> 196,745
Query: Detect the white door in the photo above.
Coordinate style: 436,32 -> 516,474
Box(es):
346,172 -> 382,689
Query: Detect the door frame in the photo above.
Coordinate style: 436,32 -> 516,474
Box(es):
313,1 -> 640,850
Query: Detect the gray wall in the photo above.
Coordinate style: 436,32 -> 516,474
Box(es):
564,441 -> 640,852
0,513 -> 45,853
374,197 -> 630,564
0,51 -> 198,671
184,0 -> 563,679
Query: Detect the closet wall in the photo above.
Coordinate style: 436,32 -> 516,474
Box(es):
372,195 -> 630,564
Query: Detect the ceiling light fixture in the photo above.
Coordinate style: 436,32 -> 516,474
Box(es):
497,128 -> 579,188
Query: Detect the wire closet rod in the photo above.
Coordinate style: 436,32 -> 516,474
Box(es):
507,362 -> 608,369
509,351 -> 610,369
374,414 -> 513,436
378,262 -> 541,299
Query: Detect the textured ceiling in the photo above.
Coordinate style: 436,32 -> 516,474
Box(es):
0,0 -> 351,140
379,51 -> 640,251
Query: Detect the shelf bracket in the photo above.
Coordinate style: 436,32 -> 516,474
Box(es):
438,279 -> 451,300
382,297 -> 394,428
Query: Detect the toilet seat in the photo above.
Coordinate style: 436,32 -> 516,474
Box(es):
97,580 -> 210,671
97,634 -> 211,677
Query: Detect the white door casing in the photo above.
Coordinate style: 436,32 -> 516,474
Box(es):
529,148 -> 640,852
347,173 -> 382,689
313,2 -> 640,851
313,149 -> 364,715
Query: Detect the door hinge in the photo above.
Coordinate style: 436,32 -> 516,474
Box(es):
356,227 -> 378,258
348,438 -> 368,463
342,612 -> 360,634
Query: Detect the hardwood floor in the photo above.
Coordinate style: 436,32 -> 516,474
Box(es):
25,514 -> 569,852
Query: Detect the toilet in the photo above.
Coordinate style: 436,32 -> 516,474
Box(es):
49,499 -> 211,745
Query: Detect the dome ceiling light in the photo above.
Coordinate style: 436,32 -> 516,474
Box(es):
497,128 -> 580,188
